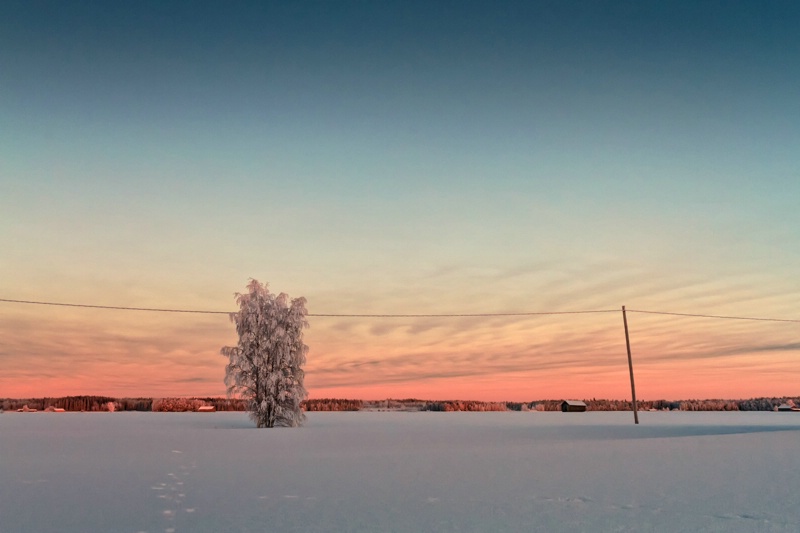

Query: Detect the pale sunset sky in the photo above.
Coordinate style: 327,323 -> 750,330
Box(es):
2,1 -> 799,401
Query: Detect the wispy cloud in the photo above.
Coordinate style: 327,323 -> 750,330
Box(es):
1,258 -> 798,399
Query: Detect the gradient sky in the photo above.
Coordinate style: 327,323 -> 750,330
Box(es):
2,1 -> 799,401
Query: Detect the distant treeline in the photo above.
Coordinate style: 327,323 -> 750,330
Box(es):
152,397 -> 246,412
0,396 -> 362,412
353,397 -> 800,412
0,396 -> 247,412
1,396 -> 151,412
2,396 -> 798,413
423,400 -> 508,412
493,398 -> 799,412
339,397 -> 800,412
304,398 -> 363,411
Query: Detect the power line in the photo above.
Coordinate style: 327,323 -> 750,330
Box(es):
0,297 -> 797,322
627,309 -> 800,324
310,310 -> 619,318
0,298 -> 615,317
0,298 -> 229,314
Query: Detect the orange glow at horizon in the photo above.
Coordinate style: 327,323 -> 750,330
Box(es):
1,302 -> 798,402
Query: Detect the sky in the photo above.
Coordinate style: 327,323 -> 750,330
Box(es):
1,0 -> 799,401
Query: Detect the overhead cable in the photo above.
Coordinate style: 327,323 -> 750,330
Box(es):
0,298 -> 615,317
627,309 -> 800,323
1,298 -> 798,322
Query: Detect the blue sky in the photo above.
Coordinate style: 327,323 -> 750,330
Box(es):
1,1 -> 799,399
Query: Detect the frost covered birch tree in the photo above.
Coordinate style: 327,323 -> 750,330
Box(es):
221,280 -> 309,428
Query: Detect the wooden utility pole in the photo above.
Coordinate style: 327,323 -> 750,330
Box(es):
622,306 -> 639,424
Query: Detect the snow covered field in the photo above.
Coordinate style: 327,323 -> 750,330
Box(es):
3,411 -> 800,533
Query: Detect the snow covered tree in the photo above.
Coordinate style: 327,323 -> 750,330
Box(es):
221,280 -> 309,428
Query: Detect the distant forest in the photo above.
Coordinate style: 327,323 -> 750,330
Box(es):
2,396 -> 798,413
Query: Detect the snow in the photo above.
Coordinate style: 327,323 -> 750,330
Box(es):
2,411 -> 800,532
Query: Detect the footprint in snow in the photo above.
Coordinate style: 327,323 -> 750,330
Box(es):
149,449 -> 199,532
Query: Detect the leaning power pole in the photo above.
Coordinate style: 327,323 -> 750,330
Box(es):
622,306 -> 639,424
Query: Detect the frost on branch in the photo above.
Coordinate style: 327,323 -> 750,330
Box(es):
221,280 -> 309,428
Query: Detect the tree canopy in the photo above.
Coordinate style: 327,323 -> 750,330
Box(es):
221,280 -> 308,428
